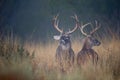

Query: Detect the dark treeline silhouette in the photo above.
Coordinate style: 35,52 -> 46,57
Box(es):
0,0 -> 120,41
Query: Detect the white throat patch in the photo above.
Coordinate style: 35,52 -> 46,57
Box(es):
60,44 -> 70,50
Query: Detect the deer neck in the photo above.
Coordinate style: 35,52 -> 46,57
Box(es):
59,43 -> 71,50
82,39 -> 92,50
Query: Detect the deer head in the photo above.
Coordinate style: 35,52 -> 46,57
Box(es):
80,21 -> 101,49
53,14 -> 79,48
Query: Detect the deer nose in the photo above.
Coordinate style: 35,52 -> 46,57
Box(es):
97,41 -> 101,46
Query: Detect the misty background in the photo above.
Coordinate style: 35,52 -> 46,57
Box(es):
0,0 -> 120,41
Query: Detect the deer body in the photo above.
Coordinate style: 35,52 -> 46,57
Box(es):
77,21 -> 101,65
77,37 -> 99,65
53,14 -> 78,71
56,43 -> 75,66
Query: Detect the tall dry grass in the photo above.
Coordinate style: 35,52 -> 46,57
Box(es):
0,33 -> 120,80
24,35 -> 120,80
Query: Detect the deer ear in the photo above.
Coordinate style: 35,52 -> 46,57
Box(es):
53,35 -> 61,40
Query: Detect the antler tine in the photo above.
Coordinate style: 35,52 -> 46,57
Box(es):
90,20 -> 101,35
71,14 -> 79,22
53,14 -> 63,33
67,24 -> 78,34
80,23 -> 91,36
67,14 -> 79,34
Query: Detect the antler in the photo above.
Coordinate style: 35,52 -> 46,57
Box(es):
90,20 -> 101,35
80,20 -> 101,36
67,14 -> 79,34
80,22 -> 91,36
53,14 -> 63,33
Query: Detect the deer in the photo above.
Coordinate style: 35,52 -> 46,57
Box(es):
77,21 -> 101,66
53,14 -> 79,72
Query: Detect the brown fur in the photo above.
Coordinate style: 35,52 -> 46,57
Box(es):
77,37 -> 99,65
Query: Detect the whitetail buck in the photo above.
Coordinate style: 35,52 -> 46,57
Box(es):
53,14 -> 79,71
77,21 -> 101,65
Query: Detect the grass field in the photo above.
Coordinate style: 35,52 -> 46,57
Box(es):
0,32 -> 120,80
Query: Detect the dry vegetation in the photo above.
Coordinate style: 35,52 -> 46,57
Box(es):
0,32 -> 120,80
